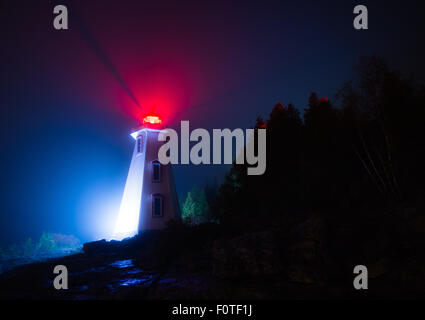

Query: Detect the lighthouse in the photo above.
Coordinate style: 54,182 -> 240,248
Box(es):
114,111 -> 180,240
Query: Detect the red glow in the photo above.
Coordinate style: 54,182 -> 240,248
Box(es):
143,115 -> 161,125
61,2 -> 253,127
142,111 -> 162,128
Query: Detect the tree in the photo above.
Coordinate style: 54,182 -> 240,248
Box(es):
212,56 -> 425,228
22,238 -> 35,257
337,56 -> 425,201
182,186 -> 211,225
37,232 -> 56,252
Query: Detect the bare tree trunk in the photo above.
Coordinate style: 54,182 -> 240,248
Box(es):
359,130 -> 388,194
375,148 -> 397,198
377,106 -> 402,199
354,147 -> 384,194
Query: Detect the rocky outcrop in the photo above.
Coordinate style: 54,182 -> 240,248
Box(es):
212,230 -> 285,279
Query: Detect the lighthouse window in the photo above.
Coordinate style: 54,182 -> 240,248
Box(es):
136,136 -> 143,153
152,194 -> 163,217
152,160 -> 161,182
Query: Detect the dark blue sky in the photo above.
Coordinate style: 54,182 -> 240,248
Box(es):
1,0 -> 424,245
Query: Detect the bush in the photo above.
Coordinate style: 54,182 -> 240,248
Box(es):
182,186 -> 216,225
1,232 -> 81,260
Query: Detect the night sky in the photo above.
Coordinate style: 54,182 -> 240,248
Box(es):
1,0 -> 424,245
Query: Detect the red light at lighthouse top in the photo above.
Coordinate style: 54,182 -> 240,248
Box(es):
143,115 -> 161,125
142,110 -> 162,129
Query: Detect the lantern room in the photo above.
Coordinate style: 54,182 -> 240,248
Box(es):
142,112 -> 162,129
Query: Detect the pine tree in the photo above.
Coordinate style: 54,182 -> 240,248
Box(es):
182,186 -> 210,225
37,232 -> 56,252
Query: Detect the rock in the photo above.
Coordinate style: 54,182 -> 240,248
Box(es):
212,231 -> 284,279
147,274 -> 211,299
286,217 -> 327,286
367,258 -> 390,278
294,216 -> 326,243
82,240 -> 107,255
287,264 -> 323,286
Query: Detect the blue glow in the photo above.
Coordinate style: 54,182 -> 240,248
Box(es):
118,278 -> 145,286
109,259 -> 134,269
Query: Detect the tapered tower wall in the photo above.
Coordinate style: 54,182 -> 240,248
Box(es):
138,129 -> 181,231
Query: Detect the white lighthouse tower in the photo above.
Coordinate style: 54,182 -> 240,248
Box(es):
114,111 -> 180,240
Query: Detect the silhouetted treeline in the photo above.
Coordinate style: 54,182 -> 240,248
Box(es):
213,56 -> 425,227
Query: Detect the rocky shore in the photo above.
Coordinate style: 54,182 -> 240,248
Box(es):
1,209 -> 424,299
